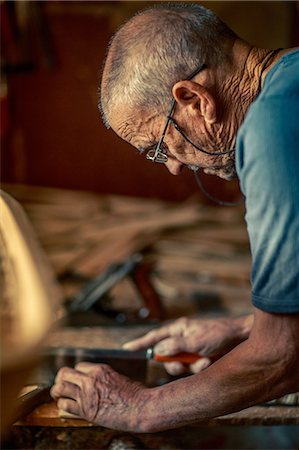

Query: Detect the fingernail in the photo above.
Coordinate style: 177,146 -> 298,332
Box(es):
155,343 -> 167,355
166,363 -> 185,376
123,342 -> 133,349
191,358 -> 211,373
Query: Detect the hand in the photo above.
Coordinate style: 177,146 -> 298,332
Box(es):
124,315 -> 253,375
50,362 -> 148,431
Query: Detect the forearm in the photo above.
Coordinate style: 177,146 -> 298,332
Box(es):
142,343 -> 294,431
139,311 -> 299,432
51,311 -> 298,432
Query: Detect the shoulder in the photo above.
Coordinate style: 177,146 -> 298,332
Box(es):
262,48 -> 299,98
236,50 -> 299,178
244,48 -> 299,132
235,50 -> 299,315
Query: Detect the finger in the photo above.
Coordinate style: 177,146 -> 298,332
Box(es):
155,337 -> 183,356
75,362 -> 110,374
155,336 -> 188,356
57,398 -> 80,416
55,366 -> 87,388
50,381 -> 79,401
164,362 -> 188,376
189,357 -> 211,374
123,326 -> 173,350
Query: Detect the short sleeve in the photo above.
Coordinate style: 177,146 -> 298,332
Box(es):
236,96 -> 299,313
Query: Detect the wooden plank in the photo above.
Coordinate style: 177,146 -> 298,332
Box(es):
153,238 -> 249,258
70,205 -> 204,276
156,278 -> 252,317
15,399 -> 299,427
15,401 -> 92,427
155,255 -> 251,285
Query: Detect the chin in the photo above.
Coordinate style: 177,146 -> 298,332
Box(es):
204,164 -> 237,181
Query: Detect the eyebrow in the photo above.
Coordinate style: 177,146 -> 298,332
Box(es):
137,143 -> 157,154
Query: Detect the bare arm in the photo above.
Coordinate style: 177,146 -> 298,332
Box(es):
51,309 -> 299,432
141,308 -> 299,431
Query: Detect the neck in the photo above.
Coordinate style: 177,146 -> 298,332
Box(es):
231,42 -> 278,108
230,41 -> 289,105
242,45 -> 284,92
215,41 -> 285,150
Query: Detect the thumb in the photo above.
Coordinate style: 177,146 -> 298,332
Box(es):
164,362 -> 188,376
189,357 -> 211,374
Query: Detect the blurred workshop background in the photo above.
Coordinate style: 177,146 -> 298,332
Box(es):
1,1 -> 298,203
1,3 -> 299,447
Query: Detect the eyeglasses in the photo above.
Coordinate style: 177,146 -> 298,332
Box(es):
146,63 -> 234,164
146,63 -> 207,164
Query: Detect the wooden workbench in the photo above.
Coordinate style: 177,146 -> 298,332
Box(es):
9,325 -> 299,449
18,325 -> 299,425
10,390 -> 299,450
2,185 -> 298,449
16,400 -> 299,428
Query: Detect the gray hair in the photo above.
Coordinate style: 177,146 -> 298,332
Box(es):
100,2 -> 237,128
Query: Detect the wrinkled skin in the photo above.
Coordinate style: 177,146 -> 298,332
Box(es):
51,27 -> 299,431
124,315 -> 253,375
50,315 -> 252,428
51,310 -> 299,432
50,362 -> 148,431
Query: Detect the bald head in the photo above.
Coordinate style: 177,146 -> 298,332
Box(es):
100,2 -> 237,128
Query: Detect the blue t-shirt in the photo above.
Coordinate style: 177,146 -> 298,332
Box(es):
236,49 -> 299,313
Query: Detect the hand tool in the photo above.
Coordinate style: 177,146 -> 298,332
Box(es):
66,253 -> 165,322
67,254 -> 143,313
15,385 -> 52,421
26,346 -> 218,400
41,346 -> 215,367
148,349 -> 215,364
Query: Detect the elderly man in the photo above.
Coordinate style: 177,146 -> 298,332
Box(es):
51,3 -> 299,432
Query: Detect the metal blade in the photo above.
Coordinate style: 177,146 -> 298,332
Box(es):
42,347 -> 148,361
28,347 -> 149,385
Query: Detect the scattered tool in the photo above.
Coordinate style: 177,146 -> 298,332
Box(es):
42,347 -> 212,364
66,253 -> 165,322
67,254 -> 143,313
33,346 -> 217,386
15,386 -> 52,421
27,346 -> 217,389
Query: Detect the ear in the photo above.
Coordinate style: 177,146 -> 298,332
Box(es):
172,80 -> 216,124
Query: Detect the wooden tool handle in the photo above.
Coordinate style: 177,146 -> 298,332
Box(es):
154,352 -> 206,364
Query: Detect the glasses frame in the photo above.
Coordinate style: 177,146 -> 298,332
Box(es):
146,63 -> 207,164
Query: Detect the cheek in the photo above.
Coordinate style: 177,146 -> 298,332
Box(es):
177,147 -> 214,167
167,131 -> 218,166
167,137 -> 194,165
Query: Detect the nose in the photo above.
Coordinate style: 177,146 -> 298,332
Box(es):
165,159 -> 184,175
